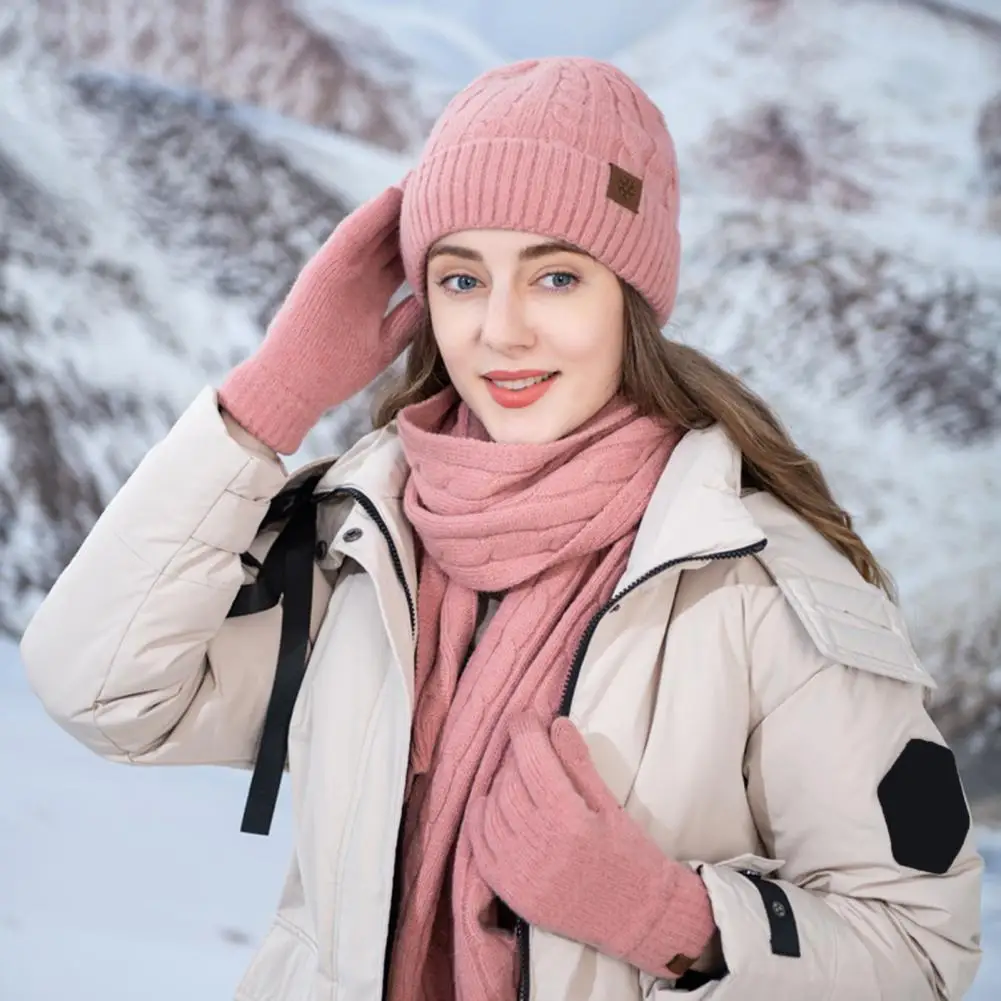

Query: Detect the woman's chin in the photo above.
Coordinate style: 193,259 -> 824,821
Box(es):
476,405 -> 584,445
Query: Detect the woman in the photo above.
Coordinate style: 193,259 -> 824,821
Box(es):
21,57 -> 982,1000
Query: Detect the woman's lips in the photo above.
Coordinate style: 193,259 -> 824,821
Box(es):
482,371 -> 559,410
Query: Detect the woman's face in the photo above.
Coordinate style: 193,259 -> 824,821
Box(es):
425,229 -> 626,444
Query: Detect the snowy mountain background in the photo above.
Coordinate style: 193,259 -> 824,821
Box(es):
2,0 -> 1000,996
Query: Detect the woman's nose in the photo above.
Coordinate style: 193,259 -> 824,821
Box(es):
480,288 -> 536,353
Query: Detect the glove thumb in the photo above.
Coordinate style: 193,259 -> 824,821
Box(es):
550,718 -> 620,815
378,293 -> 423,363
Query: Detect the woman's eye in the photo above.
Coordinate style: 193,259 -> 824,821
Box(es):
540,271 -> 578,290
441,274 -> 480,293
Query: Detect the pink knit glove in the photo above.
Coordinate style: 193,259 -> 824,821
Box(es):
466,713 -> 718,980
219,185 -> 421,454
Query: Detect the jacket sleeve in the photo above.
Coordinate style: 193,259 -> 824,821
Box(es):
679,584 -> 983,999
19,386 -> 306,768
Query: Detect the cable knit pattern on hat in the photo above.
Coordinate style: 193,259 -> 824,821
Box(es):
401,57 -> 681,324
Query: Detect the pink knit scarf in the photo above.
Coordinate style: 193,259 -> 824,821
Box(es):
387,387 -> 681,1001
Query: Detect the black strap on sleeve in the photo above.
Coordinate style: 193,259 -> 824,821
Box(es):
228,476 -> 322,836
228,478 -> 323,620
738,869 -> 801,958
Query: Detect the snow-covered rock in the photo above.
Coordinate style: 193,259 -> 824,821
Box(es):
7,0 -> 431,150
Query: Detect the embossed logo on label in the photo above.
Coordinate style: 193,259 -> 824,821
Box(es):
607,163 -> 643,213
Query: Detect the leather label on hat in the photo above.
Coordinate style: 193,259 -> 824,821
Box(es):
607,163 -> 643,213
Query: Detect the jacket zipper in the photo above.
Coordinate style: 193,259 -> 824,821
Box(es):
318,486 -> 416,1001
322,486 -> 416,634
515,538 -> 768,1001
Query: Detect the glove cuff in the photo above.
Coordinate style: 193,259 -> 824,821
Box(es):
621,861 -> 718,980
219,359 -> 322,456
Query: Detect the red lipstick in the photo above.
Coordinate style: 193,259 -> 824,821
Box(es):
482,370 -> 559,410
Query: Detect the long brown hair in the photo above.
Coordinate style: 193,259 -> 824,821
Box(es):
374,283 -> 895,597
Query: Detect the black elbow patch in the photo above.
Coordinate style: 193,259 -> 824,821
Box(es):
877,738 -> 970,875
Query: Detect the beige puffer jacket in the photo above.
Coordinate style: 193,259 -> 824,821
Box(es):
21,387 -> 983,1000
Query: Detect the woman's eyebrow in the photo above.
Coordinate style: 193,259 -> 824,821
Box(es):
427,244 -> 482,263
427,240 -> 589,264
518,240 -> 589,261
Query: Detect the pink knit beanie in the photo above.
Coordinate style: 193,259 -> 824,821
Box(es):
400,57 -> 681,325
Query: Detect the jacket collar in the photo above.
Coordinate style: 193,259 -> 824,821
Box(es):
313,423 -> 419,600
310,420 -> 766,594
618,423 -> 766,591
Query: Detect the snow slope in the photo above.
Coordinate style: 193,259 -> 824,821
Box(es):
7,0 -> 430,149
298,0 -> 1001,78
1,635 -> 998,998
294,0 -> 669,85
0,639 -> 294,1000
293,0 -> 499,103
